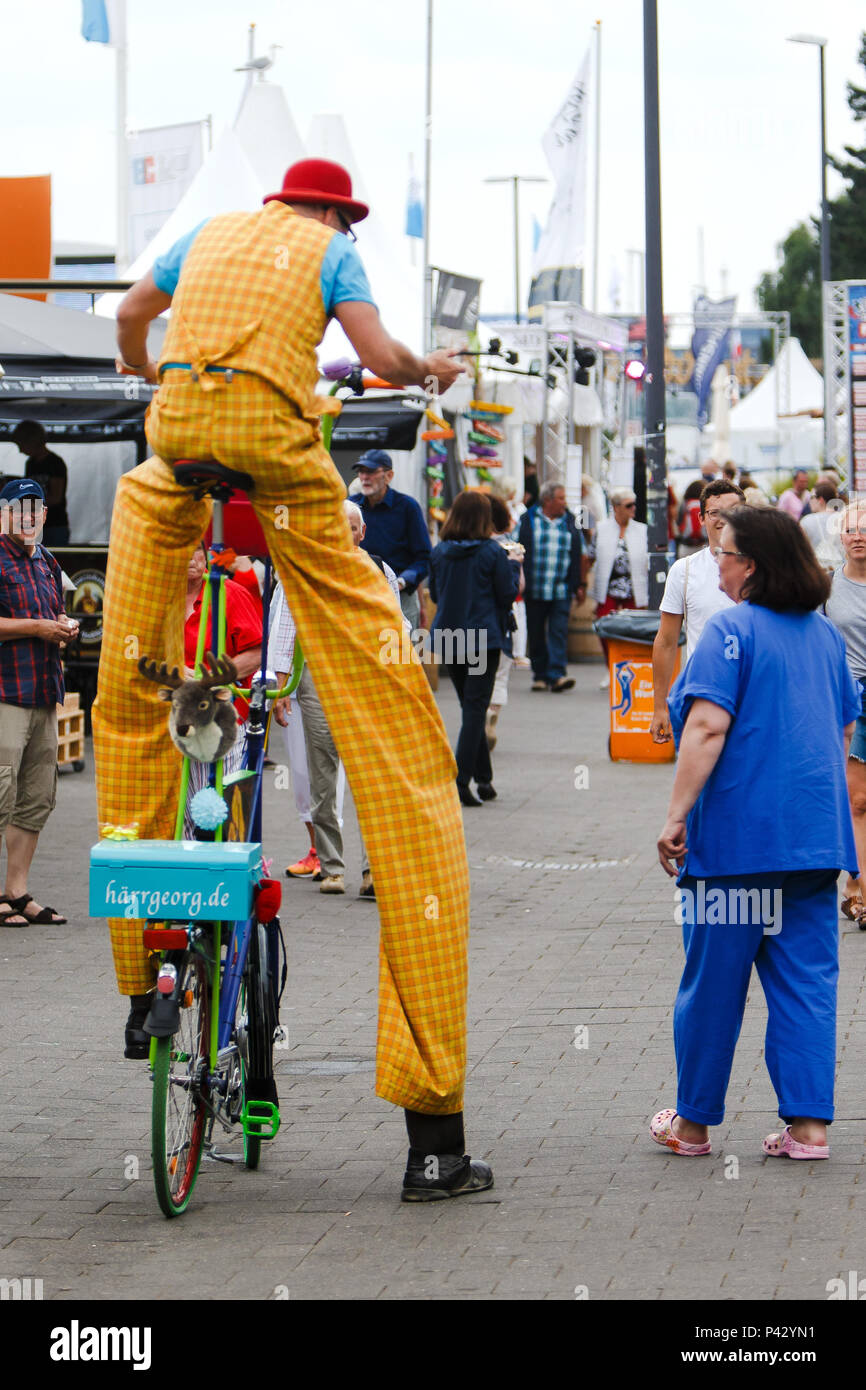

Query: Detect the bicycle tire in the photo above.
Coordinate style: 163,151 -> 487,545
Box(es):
151,952 -> 210,1217
244,921 -> 277,1170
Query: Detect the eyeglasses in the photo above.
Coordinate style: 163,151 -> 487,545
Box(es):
335,210 -> 357,243
713,545 -> 747,559
844,527 -> 866,536
704,509 -> 732,521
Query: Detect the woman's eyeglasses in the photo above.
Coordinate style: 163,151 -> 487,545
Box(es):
713,545 -> 747,559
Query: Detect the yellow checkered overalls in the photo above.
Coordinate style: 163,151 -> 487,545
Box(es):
92,205 -> 469,1114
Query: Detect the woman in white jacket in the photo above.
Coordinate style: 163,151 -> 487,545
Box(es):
589,487 -> 649,661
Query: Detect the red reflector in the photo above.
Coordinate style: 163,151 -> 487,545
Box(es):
143,928 -> 189,950
255,877 -> 282,922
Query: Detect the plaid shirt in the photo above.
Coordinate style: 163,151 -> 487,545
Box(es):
530,510 -> 571,601
0,537 -> 65,708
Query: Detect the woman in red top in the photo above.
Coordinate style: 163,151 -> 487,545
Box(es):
183,544 -> 262,831
184,544 -> 262,712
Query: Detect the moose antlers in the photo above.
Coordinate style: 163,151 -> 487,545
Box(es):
138,656 -> 183,689
137,651 -> 239,690
198,651 -> 240,689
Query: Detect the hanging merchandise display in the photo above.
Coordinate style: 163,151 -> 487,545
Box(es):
422,411 -> 454,524
460,398 -> 513,484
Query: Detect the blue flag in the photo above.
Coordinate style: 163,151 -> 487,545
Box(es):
82,0 -> 124,46
689,295 -> 736,430
406,172 -> 423,240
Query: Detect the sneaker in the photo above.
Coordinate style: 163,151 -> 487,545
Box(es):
285,849 -> 320,878
401,1152 -> 494,1202
319,874 -> 345,894
550,676 -> 575,692
359,871 -> 376,899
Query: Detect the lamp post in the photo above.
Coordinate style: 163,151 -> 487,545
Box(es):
787,34 -> 831,470
484,176 -> 547,323
643,0 -> 668,608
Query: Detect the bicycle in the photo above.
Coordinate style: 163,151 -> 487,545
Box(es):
90,460 -> 302,1217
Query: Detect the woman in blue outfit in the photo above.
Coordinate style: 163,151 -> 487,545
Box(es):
654,506 -> 860,1161
429,491 -> 521,806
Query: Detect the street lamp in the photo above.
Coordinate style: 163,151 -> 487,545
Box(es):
484,176 -> 547,323
787,33 -> 832,469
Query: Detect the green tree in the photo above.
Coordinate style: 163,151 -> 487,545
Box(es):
756,31 -> 866,357
756,223 -> 821,356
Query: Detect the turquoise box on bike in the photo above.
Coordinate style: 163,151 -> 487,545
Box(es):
89,840 -> 263,922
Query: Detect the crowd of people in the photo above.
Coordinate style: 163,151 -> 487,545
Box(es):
5,149 -> 862,1195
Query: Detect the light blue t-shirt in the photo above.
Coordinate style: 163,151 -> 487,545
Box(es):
151,218 -> 376,314
667,603 -> 860,879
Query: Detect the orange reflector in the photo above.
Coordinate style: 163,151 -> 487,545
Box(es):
169,1157 -> 178,1176
183,990 -> 194,1008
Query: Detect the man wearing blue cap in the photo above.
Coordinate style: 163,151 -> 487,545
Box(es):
353,451 -> 432,630
0,479 -> 78,926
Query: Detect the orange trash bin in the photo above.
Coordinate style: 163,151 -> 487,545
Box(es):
594,611 -> 684,763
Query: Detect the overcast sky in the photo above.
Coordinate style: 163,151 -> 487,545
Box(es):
3,0 -> 865,327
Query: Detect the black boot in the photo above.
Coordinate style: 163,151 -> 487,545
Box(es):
124,993 -> 152,1060
457,783 -> 482,807
401,1110 -> 494,1202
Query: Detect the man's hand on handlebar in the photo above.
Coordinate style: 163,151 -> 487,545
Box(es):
422,349 -> 466,395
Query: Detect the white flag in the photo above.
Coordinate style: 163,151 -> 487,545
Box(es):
532,51 -> 591,280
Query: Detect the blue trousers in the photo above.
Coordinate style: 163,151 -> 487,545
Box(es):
525,596 -> 571,682
674,870 -> 839,1126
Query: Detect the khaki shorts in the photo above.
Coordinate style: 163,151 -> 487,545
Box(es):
0,703 -> 58,834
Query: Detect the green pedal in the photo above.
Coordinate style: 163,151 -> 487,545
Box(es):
241,1100 -> 281,1141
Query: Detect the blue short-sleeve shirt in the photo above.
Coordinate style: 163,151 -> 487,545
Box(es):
152,218 -> 376,314
667,603 -> 860,879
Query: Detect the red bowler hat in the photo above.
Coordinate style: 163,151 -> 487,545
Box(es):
263,158 -> 369,223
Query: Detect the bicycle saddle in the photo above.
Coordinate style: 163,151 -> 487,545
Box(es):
173,460 -> 255,494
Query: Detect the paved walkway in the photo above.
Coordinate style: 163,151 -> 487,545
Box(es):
2,660 -> 865,1301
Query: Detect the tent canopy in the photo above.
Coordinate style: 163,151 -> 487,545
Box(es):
729,337 -> 823,431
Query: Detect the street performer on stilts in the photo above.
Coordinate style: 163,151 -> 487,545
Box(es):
93,159 -> 492,1201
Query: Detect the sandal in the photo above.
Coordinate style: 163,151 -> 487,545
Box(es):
762,1126 -> 829,1160
840,896 -> 866,923
650,1107 -> 712,1156
2,893 -> 67,925
0,907 -> 31,928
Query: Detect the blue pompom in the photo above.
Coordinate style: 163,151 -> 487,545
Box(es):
190,787 -> 229,830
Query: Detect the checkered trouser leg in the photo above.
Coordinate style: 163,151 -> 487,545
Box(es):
93,377 -> 469,1114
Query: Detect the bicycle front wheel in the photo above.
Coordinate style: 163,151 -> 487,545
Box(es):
151,952 -> 211,1217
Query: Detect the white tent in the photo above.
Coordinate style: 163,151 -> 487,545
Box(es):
702,337 -> 824,473
95,126 -> 264,317
233,81 -> 305,193
308,113 -> 422,359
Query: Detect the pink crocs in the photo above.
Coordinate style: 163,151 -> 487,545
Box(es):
649,1108 -> 712,1156
762,1126 -> 829,1160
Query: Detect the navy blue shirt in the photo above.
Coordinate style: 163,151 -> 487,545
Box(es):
668,603 -> 859,879
0,537 -> 65,708
429,538 -> 521,655
357,487 -> 432,593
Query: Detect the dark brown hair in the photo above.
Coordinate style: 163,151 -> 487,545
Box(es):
812,481 -> 838,503
724,505 -> 830,611
488,495 -> 512,533
440,490 -> 493,541
700,479 -> 745,516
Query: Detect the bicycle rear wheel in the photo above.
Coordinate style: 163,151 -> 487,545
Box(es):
151,952 -> 211,1217
243,921 -> 278,1170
